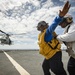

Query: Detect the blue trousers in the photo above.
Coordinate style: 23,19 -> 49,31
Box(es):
42,51 -> 67,75
67,57 -> 75,75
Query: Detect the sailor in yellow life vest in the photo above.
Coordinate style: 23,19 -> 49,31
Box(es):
37,1 -> 71,75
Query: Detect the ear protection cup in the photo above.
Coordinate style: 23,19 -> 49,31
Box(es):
66,17 -> 73,23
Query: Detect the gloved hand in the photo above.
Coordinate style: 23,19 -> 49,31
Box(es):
59,1 -> 71,17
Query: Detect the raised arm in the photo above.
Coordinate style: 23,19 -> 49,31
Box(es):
45,1 -> 71,42
59,1 -> 71,17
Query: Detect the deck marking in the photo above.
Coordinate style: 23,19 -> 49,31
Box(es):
3,51 -> 30,75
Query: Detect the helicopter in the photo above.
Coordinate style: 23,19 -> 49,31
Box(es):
0,30 -> 12,45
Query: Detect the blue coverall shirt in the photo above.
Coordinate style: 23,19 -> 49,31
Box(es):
44,15 -> 63,42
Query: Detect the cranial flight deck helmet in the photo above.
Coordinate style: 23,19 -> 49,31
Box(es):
37,21 -> 48,27
59,15 -> 73,25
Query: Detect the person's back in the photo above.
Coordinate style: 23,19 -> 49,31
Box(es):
38,29 -> 61,59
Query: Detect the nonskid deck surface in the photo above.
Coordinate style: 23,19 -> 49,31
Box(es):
0,50 -> 69,75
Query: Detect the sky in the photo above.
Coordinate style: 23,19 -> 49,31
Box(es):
0,0 -> 75,50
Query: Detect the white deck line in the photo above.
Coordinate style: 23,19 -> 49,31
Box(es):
3,51 -> 30,75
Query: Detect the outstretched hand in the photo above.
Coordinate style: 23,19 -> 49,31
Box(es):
59,1 -> 71,17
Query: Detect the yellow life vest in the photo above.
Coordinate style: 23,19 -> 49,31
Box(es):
38,29 -> 61,59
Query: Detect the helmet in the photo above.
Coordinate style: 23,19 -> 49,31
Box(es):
37,21 -> 48,27
59,15 -> 73,25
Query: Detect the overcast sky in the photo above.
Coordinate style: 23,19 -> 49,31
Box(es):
0,0 -> 75,49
